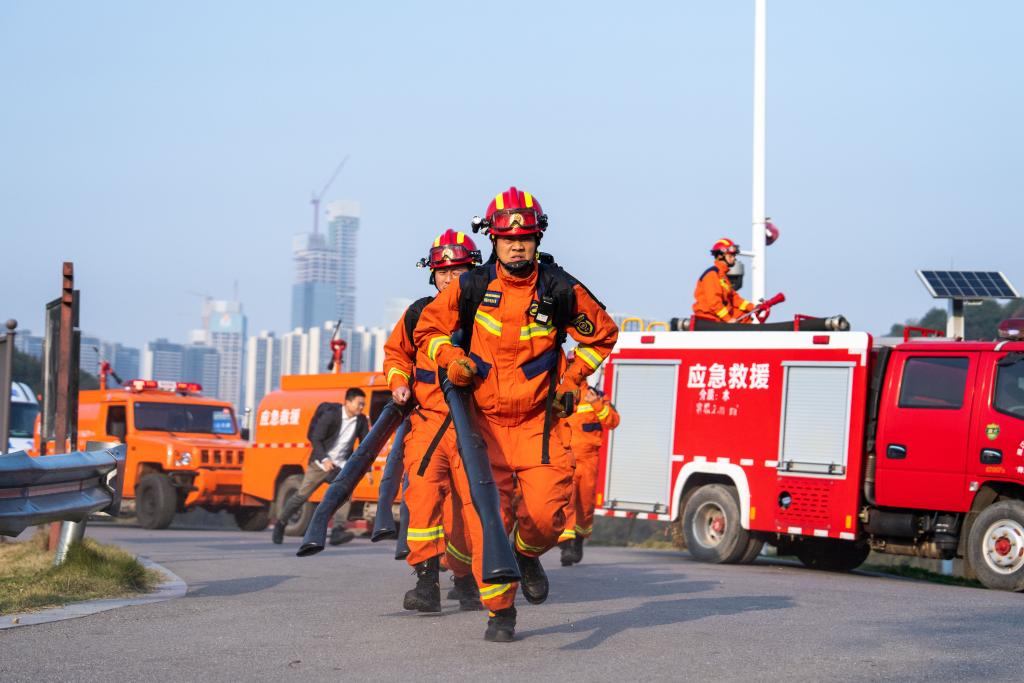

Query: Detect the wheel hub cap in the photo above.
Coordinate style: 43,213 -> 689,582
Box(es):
982,519 -> 1024,575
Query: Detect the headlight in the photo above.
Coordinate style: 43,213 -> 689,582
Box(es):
174,452 -> 192,467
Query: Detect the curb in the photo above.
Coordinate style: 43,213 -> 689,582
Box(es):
1,556 -> 187,630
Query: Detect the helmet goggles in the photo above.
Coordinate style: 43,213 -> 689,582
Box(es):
426,243 -> 481,269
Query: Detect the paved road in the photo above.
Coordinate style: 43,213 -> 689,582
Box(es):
1,525 -> 1021,682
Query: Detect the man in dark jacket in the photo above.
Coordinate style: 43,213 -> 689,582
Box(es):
272,388 -> 369,545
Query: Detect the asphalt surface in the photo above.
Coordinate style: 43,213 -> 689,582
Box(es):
2,525 -> 1022,682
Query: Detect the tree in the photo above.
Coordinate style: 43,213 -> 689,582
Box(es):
11,349 -> 99,397
886,299 -> 1023,340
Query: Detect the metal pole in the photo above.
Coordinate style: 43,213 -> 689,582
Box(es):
751,0 -> 768,301
52,263 -> 84,564
0,319 -> 15,455
947,299 -> 965,338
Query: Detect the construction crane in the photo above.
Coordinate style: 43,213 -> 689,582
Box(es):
311,155 -> 350,235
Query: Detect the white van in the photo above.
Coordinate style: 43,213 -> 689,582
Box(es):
7,382 -> 39,453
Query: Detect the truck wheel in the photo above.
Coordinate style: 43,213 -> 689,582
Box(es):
233,506 -> 270,531
736,538 -> 765,564
967,500 -> 1024,592
275,475 -> 313,537
682,484 -> 752,564
795,538 -> 870,572
135,473 -> 177,530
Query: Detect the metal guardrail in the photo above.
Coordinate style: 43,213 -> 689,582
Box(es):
0,445 -> 126,538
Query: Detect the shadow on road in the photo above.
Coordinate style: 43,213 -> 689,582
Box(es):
550,564 -> 718,605
187,574 -> 294,598
522,595 -> 794,649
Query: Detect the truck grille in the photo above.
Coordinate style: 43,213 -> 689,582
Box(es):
199,449 -> 244,467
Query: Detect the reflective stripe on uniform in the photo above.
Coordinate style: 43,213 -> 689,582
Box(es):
519,322 -> 554,340
386,367 -> 410,385
558,529 -> 576,542
428,336 -> 452,361
715,308 -> 730,319
574,525 -> 592,535
596,405 -> 610,420
479,582 -> 513,601
514,529 -> 545,555
575,346 -> 604,370
576,403 -> 594,414
446,542 -> 472,565
474,310 -> 503,337
406,525 -> 445,541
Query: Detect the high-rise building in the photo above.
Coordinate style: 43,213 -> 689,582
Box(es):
79,335 -> 101,377
142,338 -> 185,382
344,325 -> 388,372
103,342 -> 140,386
290,232 -> 340,331
195,300 -> 247,411
280,322 -> 344,376
244,331 -> 281,414
326,200 -> 360,328
183,345 -> 221,398
13,330 -> 44,359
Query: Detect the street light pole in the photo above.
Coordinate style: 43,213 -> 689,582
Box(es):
751,0 -> 768,301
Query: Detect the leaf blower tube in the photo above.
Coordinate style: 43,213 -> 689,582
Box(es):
438,367 -> 521,584
370,417 -> 410,542
297,399 -> 414,557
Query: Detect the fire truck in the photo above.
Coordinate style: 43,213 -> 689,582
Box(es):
238,371 -> 394,537
596,319 -> 1024,591
38,378 -> 257,530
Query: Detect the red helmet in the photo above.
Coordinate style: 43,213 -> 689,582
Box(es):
710,238 -> 740,256
417,229 -> 481,271
471,186 -> 548,237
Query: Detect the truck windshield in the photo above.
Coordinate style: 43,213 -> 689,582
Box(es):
9,403 -> 40,438
134,402 -> 237,435
994,358 -> 1024,419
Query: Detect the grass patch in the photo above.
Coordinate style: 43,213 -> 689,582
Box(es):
862,563 -> 983,588
0,531 -> 162,615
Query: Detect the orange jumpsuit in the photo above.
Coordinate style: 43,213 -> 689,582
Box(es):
415,263 -> 618,611
692,261 -> 754,322
382,306 -> 472,579
558,397 -> 620,543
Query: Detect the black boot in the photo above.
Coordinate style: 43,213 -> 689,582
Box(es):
515,550 -> 549,604
272,494 -> 302,545
403,556 -> 441,613
452,574 -> 483,611
559,540 -> 575,566
446,575 -> 463,601
574,536 -> 584,564
484,607 -> 517,642
329,527 -> 355,546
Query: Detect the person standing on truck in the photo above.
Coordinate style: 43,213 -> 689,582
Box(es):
271,388 -> 368,545
693,238 -> 756,323
382,228 -> 484,613
414,186 -> 618,642
558,383 -> 620,566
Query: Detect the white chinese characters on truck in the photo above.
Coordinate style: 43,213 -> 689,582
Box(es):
596,330 -> 1024,591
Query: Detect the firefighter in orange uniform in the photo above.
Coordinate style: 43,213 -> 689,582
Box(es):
693,238 -> 755,322
558,383 -> 620,566
382,229 -> 483,613
414,186 -> 618,642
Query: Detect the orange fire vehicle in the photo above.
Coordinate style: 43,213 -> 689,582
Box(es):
37,378 -> 256,530
238,371 -> 395,537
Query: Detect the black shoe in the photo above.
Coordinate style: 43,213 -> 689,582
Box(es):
452,574 -> 483,611
329,528 -> 355,546
271,521 -> 285,545
515,550 -> 549,605
403,556 -> 441,613
484,607 -> 517,642
574,537 -> 584,564
559,540 -> 575,567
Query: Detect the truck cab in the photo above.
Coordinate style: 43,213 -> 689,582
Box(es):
239,371 -> 393,537
54,379 -> 257,530
6,382 -> 40,453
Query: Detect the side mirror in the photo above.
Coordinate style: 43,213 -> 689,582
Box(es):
240,427 -> 250,441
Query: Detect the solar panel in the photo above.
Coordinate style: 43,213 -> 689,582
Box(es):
916,270 -> 1020,300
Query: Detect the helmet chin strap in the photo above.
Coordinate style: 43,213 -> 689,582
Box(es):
500,259 -> 535,276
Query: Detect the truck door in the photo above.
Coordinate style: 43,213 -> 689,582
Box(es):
875,351 -> 979,512
968,352 -> 1024,489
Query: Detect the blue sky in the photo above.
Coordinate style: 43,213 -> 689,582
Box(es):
2,1 -> 1021,350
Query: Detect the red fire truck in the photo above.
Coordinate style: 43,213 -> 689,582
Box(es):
596,321 -> 1024,591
